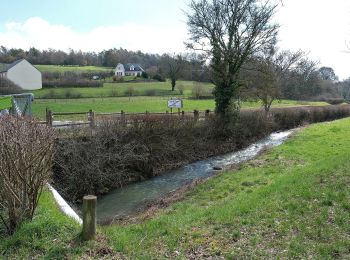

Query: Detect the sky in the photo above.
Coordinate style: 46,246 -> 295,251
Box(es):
0,0 -> 350,79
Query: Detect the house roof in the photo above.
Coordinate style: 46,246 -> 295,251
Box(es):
124,63 -> 144,72
0,63 -> 8,73
0,59 -> 41,74
0,59 -> 25,73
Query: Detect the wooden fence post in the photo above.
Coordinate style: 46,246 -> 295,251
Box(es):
88,109 -> 95,128
121,110 -> 126,126
46,108 -> 53,127
205,109 -> 210,120
194,110 -> 199,122
82,195 -> 97,241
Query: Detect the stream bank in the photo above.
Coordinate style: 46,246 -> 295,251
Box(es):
89,130 -> 295,223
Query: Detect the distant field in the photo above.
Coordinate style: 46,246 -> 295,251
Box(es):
31,80 -> 215,99
32,97 -> 328,120
34,65 -> 114,73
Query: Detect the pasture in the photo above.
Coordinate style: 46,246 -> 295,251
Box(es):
31,80 -> 214,99
34,64 -> 114,73
32,97 -> 328,120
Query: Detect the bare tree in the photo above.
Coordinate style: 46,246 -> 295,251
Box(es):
247,49 -> 304,112
186,0 -> 279,117
163,54 -> 183,91
0,116 -> 55,234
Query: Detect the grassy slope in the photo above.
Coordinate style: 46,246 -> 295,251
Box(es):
32,97 -> 328,120
104,118 -> 350,258
34,65 -> 113,73
0,190 -> 119,259
0,190 -> 79,258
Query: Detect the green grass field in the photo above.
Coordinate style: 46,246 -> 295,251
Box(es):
2,117 -> 350,258
34,64 -> 114,73
31,80 -> 214,99
32,97 -> 328,120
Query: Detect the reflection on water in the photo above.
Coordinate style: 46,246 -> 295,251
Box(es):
94,130 -> 294,222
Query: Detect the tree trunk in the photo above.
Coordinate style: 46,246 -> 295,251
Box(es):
214,83 -> 239,119
171,78 -> 176,91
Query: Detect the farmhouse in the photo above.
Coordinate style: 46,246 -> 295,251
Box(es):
115,63 -> 144,77
0,59 -> 42,90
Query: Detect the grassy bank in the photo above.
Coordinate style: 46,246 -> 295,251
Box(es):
2,117 -> 350,258
0,190 -> 79,258
0,190 -> 119,258
103,118 -> 350,258
32,97 -> 327,120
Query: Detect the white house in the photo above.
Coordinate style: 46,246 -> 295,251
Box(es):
115,63 -> 144,77
0,59 -> 42,90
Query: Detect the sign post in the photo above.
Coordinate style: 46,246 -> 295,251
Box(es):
167,98 -> 183,114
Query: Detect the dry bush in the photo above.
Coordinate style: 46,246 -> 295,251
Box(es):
52,113 -> 272,202
271,105 -> 350,130
0,116 -> 55,234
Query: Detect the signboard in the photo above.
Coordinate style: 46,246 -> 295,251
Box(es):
167,98 -> 183,108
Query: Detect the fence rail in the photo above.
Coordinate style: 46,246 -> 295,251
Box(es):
44,108 -> 213,128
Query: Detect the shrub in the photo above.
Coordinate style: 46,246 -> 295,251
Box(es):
178,84 -> 185,95
52,113 -> 272,202
321,98 -> 345,105
63,89 -> 82,99
192,82 -> 205,99
144,89 -> 156,96
42,79 -> 102,88
153,74 -> 166,82
142,71 -> 149,79
124,86 -> 135,98
0,116 -> 55,234
41,89 -> 57,99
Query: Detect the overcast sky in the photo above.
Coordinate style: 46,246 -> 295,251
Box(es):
1,0 -> 350,79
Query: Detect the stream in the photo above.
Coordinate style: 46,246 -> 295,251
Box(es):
92,129 -> 295,222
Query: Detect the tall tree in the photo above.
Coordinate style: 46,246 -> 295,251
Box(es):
186,0 -> 279,117
163,54 -> 183,91
318,66 -> 338,81
246,49 -> 304,112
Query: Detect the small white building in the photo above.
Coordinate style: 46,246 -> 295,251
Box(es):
0,59 -> 42,90
115,63 -> 144,77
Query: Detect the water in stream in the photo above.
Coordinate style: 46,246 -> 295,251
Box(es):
95,130 -> 294,222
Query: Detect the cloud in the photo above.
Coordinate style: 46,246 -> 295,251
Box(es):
0,17 -> 188,54
275,0 -> 350,79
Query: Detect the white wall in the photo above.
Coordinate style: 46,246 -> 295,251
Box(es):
7,60 -> 42,90
115,63 -> 125,77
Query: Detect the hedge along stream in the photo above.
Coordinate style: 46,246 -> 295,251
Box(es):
52,105 -> 350,204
